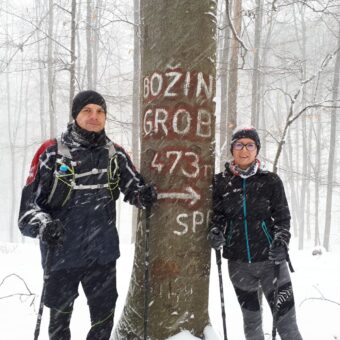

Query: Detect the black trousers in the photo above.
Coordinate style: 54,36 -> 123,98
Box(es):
44,261 -> 118,340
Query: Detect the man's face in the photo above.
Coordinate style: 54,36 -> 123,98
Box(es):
76,103 -> 106,132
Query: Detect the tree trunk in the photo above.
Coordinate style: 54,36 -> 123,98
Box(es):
323,24 -> 340,251
131,0 -> 141,243
314,110 -> 321,246
219,2 -> 231,171
226,0 -> 242,155
35,0 -> 47,140
114,0 -> 217,338
69,0 -> 76,121
298,5 -> 307,250
6,53 -> 15,241
250,0 -> 263,129
92,0 -> 102,90
86,0 -> 93,89
48,0 -> 56,138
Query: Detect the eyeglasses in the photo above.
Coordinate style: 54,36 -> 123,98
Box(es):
233,142 -> 257,151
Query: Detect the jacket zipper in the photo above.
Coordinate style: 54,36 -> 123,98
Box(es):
242,178 -> 252,263
261,221 -> 273,245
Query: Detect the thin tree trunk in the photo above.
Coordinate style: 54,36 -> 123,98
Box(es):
48,0 -> 56,138
314,111 -> 321,246
219,2 -> 231,171
226,0 -> 242,155
92,0 -> 101,90
69,0 -> 76,120
35,0 -> 46,140
114,0 -> 217,338
131,0 -> 141,243
86,0 -> 93,89
250,0 -> 263,128
298,6 -> 307,250
323,24 -> 340,251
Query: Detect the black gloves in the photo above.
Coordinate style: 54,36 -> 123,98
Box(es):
139,183 -> 158,208
208,226 -> 226,250
40,219 -> 65,246
269,239 -> 287,263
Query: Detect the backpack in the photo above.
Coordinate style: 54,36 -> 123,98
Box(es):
46,138 -> 120,209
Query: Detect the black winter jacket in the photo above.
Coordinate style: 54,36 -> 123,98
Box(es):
18,124 -> 145,271
212,163 -> 291,263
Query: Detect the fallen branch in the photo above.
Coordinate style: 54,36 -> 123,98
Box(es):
0,273 -> 37,310
299,297 -> 340,307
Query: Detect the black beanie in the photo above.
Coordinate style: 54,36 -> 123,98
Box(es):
230,126 -> 261,154
71,90 -> 107,119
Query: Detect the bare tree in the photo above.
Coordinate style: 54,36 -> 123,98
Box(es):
323,23 -> 340,251
226,0 -> 242,153
68,0 -> 77,119
131,0 -> 141,243
48,0 -> 56,138
251,0 -> 263,128
86,0 -> 93,89
218,1 -> 232,171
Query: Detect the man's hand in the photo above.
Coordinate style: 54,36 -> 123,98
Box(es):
139,183 -> 158,208
208,226 -> 226,250
40,219 -> 65,246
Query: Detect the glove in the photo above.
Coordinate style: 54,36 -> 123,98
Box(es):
40,219 -> 65,246
269,239 -> 287,263
208,226 -> 226,250
139,183 -> 158,208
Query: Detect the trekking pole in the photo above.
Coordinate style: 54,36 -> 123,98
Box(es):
34,247 -> 52,340
143,207 -> 151,340
215,249 -> 228,340
272,263 -> 281,340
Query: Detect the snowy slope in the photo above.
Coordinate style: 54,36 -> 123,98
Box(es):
0,240 -> 339,339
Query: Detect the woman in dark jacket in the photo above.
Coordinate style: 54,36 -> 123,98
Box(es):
209,127 -> 303,340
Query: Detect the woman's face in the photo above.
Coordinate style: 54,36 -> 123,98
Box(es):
232,138 -> 257,169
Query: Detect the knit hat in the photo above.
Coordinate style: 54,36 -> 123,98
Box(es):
230,126 -> 261,154
71,90 -> 107,119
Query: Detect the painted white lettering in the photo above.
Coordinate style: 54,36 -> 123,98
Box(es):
151,153 -> 164,172
173,109 -> 191,135
197,109 -> 211,138
143,109 -> 153,135
196,72 -> 213,99
143,77 -> 150,98
155,108 -> 168,135
164,71 -> 182,97
193,211 -> 204,233
150,72 -> 163,96
174,214 -> 189,236
166,151 -> 183,174
182,152 -> 200,178
184,72 -> 191,97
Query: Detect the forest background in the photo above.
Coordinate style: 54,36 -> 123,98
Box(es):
1,0 -> 340,338
1,0 -> 339,249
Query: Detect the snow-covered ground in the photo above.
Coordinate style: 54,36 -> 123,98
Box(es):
0,239 -> 339,339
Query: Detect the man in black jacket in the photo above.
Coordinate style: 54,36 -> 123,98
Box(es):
208,126 -> 303,340
18,90 -> 157,340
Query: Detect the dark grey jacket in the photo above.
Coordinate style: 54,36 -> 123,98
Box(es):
19,123 -> 145,271
212,164 -> 291,263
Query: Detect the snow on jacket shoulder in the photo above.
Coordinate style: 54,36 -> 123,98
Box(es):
212,165 -> 291,263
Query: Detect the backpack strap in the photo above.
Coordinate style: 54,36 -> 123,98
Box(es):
56,137 -> 72,159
